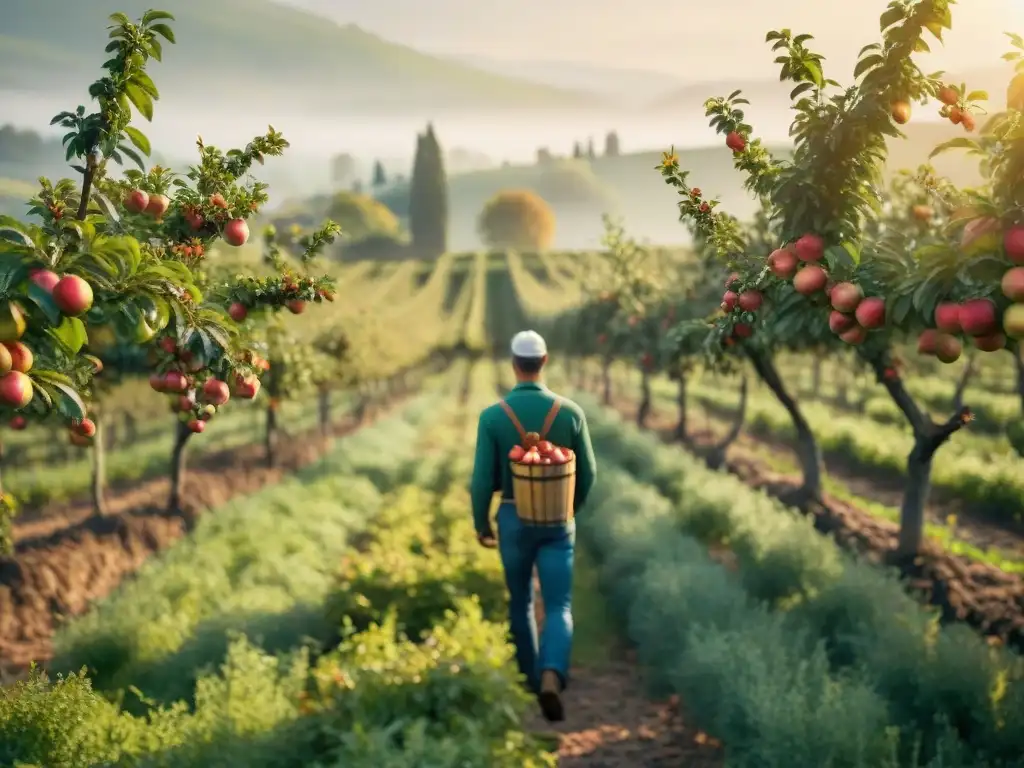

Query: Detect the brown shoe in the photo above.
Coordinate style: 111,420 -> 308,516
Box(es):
538,669 -> 565,722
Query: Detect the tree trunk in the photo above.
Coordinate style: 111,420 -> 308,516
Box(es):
91,417 -> 108,517
835,376 -> 848,408
168,420 -> 193,513
673,372 -> 687,442
747,349 -> 823,503
864,354 -> 969,559
124,411 -> 138,445
637,368 -> 652,428
265,404 -> 279,468
601,356 -> 613,406
706,375 -> 748,469
952,354 -> 976,411
318,387 -> 331,436
0,444 -> 10,556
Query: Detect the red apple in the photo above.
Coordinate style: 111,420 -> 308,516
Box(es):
721,291 -> 738,311
1004,225 -> 1024,263
146,194 -> 170,218
839,325 -> 866,345
794,234 -> 825,262
738,291 -> 763,312
1000,267 -> 1024,302
72,418 -> 97,438
201,378 -> 230,406
725,131 -> 746,152
3,342 -> 32,373
854,297 -> 886,329
972,333 -> 1005,352
768,248 -> 798,279
934,302 -> 961,332
52,275 -> 94,316
124,189 -> 149,214
959,298 -> 998,336
29,269 -> 60,293
830,282 -> 863,313
0,371 -> 33,408
793,265 -> 828,295
286,300 -> 306,315
829,310 -> 856,334
162,370 -> 189,392
9,415 -> 26,430
187,419 -> 206,434
228,302 -> 248,322
223,219 -> 249,246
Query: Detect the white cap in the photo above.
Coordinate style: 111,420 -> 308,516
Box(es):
510,330 -> 547,358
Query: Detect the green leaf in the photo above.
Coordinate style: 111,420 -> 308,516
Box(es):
142,9 -> 176,23
122,126 -> 151,156
0,227 -> 34,250
49,316 -> 88,353
928,137 -> 981,159
149,23 -> 176,43
129,71 -> 159,99
853,54 -> 883,79
52,381 -> 88,421
841,241 -> 861,265
92,192 -> 121,223
879,6 -> 903,31
117,143 -> 146,170
790,82 -> 813,100
26,283 -> 61,325
124,84 -> 154,121
965,90 -> 989,102
802,59 -> 823,87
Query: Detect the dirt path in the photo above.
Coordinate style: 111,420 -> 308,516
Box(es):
0,402 -> 399,675
639,390 -> 1024,558
523,567 -> 724,766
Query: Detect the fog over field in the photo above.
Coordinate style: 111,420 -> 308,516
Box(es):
1,0 -> 1021,247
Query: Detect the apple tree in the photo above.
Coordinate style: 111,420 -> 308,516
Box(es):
0,10 -> 342,533
657,0 -> 998,559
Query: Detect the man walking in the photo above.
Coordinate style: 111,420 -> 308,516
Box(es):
470,330 -> 597,722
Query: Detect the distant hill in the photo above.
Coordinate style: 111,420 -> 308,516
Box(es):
450,56 -> 685,105
647,65 -> 1016,117
373,119 -> 986,251
0,0 -> 601,114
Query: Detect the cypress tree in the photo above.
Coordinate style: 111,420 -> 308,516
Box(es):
372,159 -> 387,187
409,123 -> 448,258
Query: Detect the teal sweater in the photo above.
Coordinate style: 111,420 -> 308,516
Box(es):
470,382 -> 597,534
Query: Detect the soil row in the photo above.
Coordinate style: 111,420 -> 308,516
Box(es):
601,391 -> 1024,655
0,401 -> 397,676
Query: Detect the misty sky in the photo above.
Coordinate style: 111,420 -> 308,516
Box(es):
276,0 -> 1024,78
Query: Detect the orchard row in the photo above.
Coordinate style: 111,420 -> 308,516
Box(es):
549,0 -> 1024,562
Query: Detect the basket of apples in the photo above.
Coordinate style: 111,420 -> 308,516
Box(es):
507,438 -> 577,525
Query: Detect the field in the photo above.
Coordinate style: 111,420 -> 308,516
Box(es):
2,248 -> 1024,767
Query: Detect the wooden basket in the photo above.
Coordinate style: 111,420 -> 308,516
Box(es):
510,454 -> 577,526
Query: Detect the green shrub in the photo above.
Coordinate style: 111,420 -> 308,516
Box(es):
581,397 -> 1024,765
327,191 -> 402,241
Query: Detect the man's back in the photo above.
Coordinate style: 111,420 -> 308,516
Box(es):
471,381 -> 597,513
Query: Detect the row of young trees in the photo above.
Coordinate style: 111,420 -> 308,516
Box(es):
0,10 -> 353,553
558,0 -> 1024,563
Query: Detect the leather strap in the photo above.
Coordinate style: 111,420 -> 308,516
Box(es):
498,400 -> 528,443
540,400 -> 561,439
498,399 -> 561,446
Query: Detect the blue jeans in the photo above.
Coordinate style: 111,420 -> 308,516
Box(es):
496,502 -> 575,692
